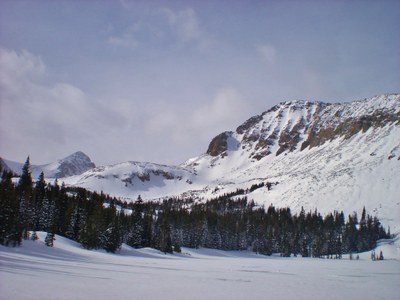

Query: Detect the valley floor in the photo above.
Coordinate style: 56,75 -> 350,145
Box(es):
1,233 -> 399,300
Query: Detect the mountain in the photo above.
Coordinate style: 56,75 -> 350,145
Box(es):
0,158 -> 12,174
181,94 -> 400,231
1,151 -> 95,179
3,94 -> 399,232
63,94 -> 400,232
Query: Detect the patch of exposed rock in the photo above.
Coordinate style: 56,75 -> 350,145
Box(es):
206,131 -> 233,157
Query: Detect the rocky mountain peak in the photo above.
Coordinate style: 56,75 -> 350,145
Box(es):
0,151 -> 96,178
208,94 -> 400,161
55,151 -> 95,178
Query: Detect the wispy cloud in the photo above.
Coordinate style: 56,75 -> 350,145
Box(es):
108,35 -> 139,49
107,7 -> 211,52
258,44 -> 277,64
161,7 -> 210,50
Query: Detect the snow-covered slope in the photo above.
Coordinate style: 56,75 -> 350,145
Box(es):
63,161 -> 198,200
181,94 -> 400,232
1,151 -> 95,178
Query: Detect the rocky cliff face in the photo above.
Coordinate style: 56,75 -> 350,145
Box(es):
205,94 -> 399,161
206,131 -> 234,157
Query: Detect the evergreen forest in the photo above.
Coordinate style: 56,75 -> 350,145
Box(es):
0,157 -> 390,257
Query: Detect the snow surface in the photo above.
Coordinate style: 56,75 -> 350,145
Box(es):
1,232 -> 399,300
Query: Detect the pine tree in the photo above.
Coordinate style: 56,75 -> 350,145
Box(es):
0,170 -> 22,246
141,213 -> 153,248
357,207 -> 368,251
173,242 -> 181,253
45,230 -> 55,247
101,215 -> 122,253
55,183 -> 69,235
33,172 -> 46,230
17,157 -> 34,239
100,204 -> 122,253
126,198 -> 144,248
18,157 -> 33,192
343,212 -> 358,253
157,217 -> 173,254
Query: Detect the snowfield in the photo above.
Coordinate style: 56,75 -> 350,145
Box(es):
1,232 -> 399,300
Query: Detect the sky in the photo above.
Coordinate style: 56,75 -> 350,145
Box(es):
0,0 -> 399,166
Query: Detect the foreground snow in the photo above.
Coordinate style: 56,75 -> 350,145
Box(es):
1,233 -> 399,300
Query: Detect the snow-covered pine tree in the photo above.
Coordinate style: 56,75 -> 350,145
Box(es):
126,198 -> 144,248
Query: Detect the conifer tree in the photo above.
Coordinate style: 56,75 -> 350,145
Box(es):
0,170 -> 21,246
17,157 -> 34,239
126,197 -> 144,248
34,172 -> 46,230
101,213 -> 122,253
343,212 -> 358,253
357,206 -> 368,251
157,217 -> 173,254
45,230 -> 55,247
56,183 -> 70,235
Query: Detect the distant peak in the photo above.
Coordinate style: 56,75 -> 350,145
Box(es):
71,151 -> 88,157
63,151 -> 92,161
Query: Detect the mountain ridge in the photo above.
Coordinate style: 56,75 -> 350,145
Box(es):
203,94 -> 399,160
1,151 -> 95,178
2,94 -> 399,232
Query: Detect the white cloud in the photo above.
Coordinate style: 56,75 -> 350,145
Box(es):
108,7 -> 211,52
144,87 -> 250,159
193,87 -> 247,130
0,47 -> 128,164
107,23 -> 142,49
0,48 -> 46,78
108,35 -> 139,49
0,48 -> 46,100
162,8 -> 202,43
258,44 -> 277,64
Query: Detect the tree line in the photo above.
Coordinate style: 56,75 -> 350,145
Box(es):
0,157 -> 390,257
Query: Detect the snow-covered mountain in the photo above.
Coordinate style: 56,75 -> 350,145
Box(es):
68,94 -> 400,232
63,161 -> 198,200
181,94 -> 400,232
2,94 -> 399,232
1,151 -> 95,179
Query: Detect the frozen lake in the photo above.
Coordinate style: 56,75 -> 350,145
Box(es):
1,233 -> 399,300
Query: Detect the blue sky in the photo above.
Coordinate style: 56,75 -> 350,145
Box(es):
1,0 -> 399,166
